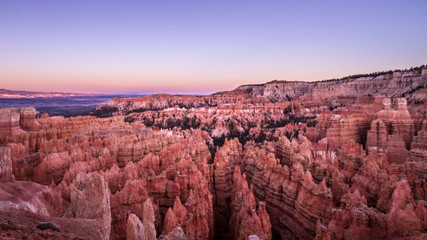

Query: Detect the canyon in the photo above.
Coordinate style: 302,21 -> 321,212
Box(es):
0,67 -> 426,239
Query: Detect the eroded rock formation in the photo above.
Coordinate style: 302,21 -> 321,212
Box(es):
0,147 -> 14,181
64,172 -> 112,240
229,166 -> 272,240
0,67 -> 426,239
126,199 -> 157,240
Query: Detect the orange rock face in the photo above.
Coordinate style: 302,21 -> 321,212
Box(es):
0,147 -> 14,181
126,199 -> 157,240
1,68 -> 426,239
0,108 -> 24,141
64,172 -> 112,240
229,166 -> 272,240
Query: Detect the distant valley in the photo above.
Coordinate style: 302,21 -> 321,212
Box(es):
0,89 -> 141,117
0,89 -> 100,98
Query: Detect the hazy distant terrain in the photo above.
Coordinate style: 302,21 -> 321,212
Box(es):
0,95 -> 138,117
0,89 -> 100,98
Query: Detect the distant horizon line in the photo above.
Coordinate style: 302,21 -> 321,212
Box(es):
0,88 -> 212,96
2,64 -> 426,96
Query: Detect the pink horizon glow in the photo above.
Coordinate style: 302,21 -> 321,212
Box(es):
1,1 -> 426,95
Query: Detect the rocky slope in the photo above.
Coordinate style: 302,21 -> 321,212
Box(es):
0,66 -> 426,239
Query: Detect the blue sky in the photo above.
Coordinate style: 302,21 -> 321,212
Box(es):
1,1 -> 426,94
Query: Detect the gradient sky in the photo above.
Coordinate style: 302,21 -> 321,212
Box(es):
1,1 -> 427,94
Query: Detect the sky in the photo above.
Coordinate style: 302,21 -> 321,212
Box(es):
1,1 -> 426,95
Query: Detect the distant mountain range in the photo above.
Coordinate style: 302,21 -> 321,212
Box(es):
0,89 -> 101,98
